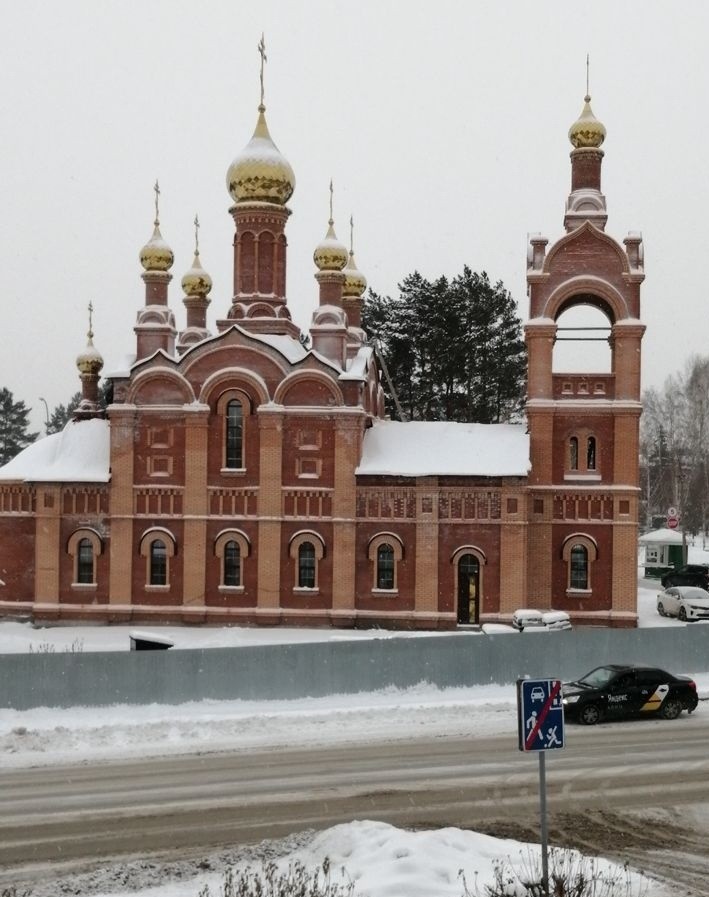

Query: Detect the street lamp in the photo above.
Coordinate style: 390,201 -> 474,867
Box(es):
38,397 -> 50,435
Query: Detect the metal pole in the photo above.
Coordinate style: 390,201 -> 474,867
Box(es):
38,397 -> 50,435
539,751 -> 549,896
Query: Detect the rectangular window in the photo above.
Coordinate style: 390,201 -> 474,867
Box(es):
77,539 -> 94,584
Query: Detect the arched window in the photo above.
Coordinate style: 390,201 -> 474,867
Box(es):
587,436 -> 596,470
569,437 -> 579,470
224,540 -> 241,587
289,531 -> 325,591
561,534 -> 598,594
298,542 -> 316,589
67,528 -> 103,588
150,540 -> 167,585
367,533 -> 404,593
225,400 -> 243,469
377,544 -> 395,589
77,538 -> 94,584
215,529 -> 250,590
570,544 -> 588,589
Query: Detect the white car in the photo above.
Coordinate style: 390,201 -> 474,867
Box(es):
656,586 -> 709,622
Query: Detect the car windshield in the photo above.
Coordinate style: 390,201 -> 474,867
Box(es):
576,666 -> 618,689
679,588 -> 709,600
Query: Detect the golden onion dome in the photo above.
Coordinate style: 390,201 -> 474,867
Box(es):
226,106 -> 295,205
342,250 -> 367,297
568,94 -> 606,149
139,222 -> 174,272
76,333 -> 104,376
314,221 -> 349,271
182,250 -> 213,297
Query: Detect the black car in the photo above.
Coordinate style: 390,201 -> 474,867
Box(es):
660,564 -> 709,589
562,664 -> 698,725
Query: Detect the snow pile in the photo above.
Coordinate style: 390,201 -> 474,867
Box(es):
0,683 -> 516,768
356,420 -> 530,477
86,820 -> 663,897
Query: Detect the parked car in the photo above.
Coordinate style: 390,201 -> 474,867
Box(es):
562,664 -> 698,725
656,586 -> 709,621
660,564 -> 709,589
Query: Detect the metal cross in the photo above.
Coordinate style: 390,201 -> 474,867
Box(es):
349,215 -> 354,254
88,301 -> 94,340
328,178 -> 334,225
258,33 -> 267,108
153,179 -> 161,225
586,53 -> 590,99
194,214 -> 200,255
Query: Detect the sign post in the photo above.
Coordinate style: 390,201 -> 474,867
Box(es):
517,678 -> 565,896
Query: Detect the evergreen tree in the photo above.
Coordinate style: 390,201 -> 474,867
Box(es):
362,267 -> 526,423
46,392 -> 82,434
0,388 -> 38,464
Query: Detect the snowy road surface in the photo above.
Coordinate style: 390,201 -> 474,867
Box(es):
2,715 -> 709,894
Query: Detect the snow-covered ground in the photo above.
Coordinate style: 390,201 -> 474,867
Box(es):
0,570 -> 694,897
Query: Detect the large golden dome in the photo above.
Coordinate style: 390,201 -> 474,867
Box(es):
139,223 -> 174,272
342,250 -> 367,297
226,106 -> 295,205
568,95 -> 606,149
314,221 -> 349,272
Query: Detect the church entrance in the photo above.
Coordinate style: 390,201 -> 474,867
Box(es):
457,554 -> 480,624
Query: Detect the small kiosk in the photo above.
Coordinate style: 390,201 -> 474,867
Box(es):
639,528 -> 684,579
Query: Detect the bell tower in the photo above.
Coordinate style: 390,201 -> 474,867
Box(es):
525,88 -> 645,627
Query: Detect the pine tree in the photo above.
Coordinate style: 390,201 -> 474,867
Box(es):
0,388 -> 38,464
362,267 -> 526,423
46,392 -> 82,434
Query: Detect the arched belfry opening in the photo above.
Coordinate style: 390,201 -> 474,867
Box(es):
552,296 -> 613,375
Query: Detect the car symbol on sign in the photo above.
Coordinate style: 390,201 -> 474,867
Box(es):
531,686 -> 545,702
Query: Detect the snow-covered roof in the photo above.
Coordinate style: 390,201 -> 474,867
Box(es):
356,420 -> 530,477
248,331 -> 308,364
0,418 -> 110,483
639,528 -> 684,545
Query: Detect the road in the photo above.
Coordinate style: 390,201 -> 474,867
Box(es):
3,715 -> 709,894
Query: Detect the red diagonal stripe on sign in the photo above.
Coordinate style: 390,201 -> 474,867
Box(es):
525,680 -> 561,750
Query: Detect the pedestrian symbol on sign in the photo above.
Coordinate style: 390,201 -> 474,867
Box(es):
517,679 -> 565,753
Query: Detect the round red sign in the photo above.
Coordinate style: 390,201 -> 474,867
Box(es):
667,516 -> 680,530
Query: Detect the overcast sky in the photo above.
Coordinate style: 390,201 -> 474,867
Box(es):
2,1 -> 706,431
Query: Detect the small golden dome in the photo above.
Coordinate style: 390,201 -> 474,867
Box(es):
568,94 -> 606,149
314,221 -> 349,271
76,334 -> 104,376
226,106 -> 295,205
139,223 -> 174,272
182,251 -> 213,297
342,251 -> 367,297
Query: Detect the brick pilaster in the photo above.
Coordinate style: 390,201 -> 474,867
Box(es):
182,407 -> 210,607
34,486 -> 61,605
108,406 -> 136,605
332,414 -> 363,612
415,478 -> 438,613
257,408 -> 284,609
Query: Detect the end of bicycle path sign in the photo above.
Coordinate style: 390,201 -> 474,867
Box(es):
517,678 -> 565,752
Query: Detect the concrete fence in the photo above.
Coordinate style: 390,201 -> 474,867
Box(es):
3,626 -> 709,710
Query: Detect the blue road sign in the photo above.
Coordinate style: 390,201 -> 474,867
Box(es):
517,678 -> 565,752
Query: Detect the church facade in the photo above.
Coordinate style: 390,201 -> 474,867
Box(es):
0,87 -> 644,629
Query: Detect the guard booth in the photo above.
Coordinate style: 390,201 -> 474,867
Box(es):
639,528 -> 684,579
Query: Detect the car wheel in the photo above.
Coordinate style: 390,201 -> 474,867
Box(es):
579,703 -> 602,726
679,606 -> 688,622
657,602 -> 666,617
660,698 -> 683,720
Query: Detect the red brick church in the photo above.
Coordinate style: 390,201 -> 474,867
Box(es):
0,77 -> 644,628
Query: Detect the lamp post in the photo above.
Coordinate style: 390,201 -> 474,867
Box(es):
38,397 -> 50,435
